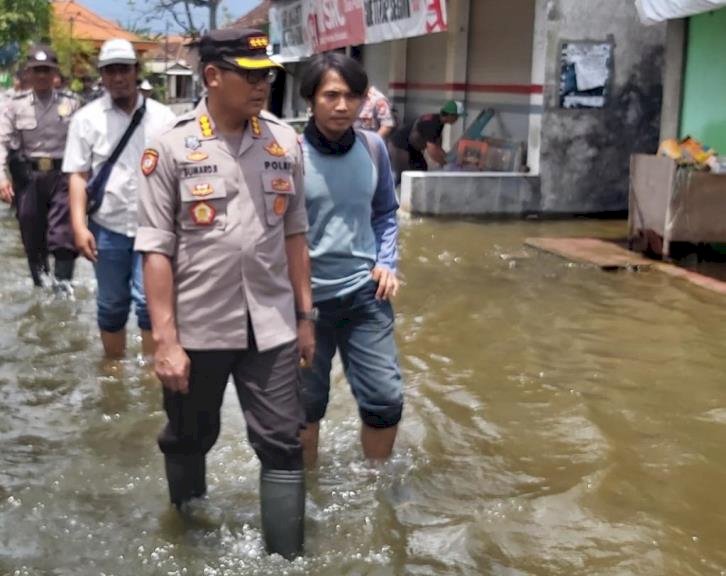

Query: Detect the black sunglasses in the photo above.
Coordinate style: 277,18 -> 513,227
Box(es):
215,63 -> 278,85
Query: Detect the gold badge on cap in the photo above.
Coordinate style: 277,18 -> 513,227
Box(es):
190,201 -> 216,225
187,151 -> 209,162
265,141 -> 286,157
192,183 -> 213,197
273,194 -> 287,216
248,36 -> 268,49
271,177 -> 291,193
141,149 -> 159,176
199,115 -> 214,138
250,116 -> 262,138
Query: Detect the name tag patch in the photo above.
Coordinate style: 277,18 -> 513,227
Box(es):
181,164 -> 218,179
264,160 -> 291,171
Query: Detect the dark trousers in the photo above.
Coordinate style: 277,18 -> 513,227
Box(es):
16,169 -> 76,266
387,142 -> 428,185
157,336 -> 305,471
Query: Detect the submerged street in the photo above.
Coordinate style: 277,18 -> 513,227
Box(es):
1,212 -> 724,575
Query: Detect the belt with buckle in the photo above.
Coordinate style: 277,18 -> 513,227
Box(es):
30,157 -> 62,172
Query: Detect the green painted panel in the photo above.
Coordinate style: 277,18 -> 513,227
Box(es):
680,8 -> 726,154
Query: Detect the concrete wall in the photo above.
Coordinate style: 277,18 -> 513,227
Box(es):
467,0 -> 536,144
362,41 -> 392,99
392,0 -> 538,155
539,0 -> 667,213
660,19 -> 686,140
401,172 -> 541,216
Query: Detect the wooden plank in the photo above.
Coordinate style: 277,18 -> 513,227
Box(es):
525,237 -> 653,270
526,236 -> 726,295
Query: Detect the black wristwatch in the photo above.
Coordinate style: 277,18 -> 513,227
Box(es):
296,307 -> 319,322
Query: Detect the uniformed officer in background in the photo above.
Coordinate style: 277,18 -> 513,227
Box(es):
135,28 -> 314,560
0,46 -> 80,288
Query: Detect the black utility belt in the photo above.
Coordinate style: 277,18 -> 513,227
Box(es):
29,157 -> 63,172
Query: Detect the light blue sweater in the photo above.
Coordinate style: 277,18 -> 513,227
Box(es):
302,132 -> 399,303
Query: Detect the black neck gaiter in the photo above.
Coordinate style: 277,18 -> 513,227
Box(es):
304,119 -> 356,156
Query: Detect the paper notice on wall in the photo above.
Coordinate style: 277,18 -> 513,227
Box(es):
635,0 -> 726,25
364,0 -> 447,44
566,44 -> 611,91
269,0 -> 315,58
559,42 -> 613,109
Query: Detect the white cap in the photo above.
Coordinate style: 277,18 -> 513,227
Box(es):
139,79 -> 152,90
98,39 -> 137,68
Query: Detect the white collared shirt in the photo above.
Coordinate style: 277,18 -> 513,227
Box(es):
62,93 -> 176,237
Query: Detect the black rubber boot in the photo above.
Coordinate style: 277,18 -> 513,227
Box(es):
260,468 -> 305,560
164,453 -> 206,508
54,257 -> 75,282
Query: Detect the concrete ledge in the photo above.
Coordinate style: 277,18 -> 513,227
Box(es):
400,171 -> 541,216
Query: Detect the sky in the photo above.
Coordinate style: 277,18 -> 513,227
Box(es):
82,0 -> 260,34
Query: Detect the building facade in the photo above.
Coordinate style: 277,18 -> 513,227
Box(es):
270,0 -> 668,215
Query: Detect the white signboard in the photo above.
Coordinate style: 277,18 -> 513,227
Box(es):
635,0 -> 726,25
269,0 -> 315,58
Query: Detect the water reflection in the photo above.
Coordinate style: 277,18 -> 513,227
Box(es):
1,212 -> 725,575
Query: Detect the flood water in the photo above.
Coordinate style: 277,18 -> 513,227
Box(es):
1,211 -> 725,576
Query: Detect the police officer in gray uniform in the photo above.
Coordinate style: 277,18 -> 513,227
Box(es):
0,46 -> 80,286
135,29 -> 315,560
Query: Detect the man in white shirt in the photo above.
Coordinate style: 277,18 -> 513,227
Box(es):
63,39 -> 176,358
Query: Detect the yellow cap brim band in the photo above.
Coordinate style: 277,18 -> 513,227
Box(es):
232,57 -> 283,70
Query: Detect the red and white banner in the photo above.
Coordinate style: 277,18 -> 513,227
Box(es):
270,0 -> 448,58
312,0 -> 366,52
364,0 -> 447,44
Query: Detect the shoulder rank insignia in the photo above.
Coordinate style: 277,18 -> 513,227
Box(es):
271,177 -> 292,192
141,149 -> 159,176
199,115 -> 214,138
187,151 -> 209,162
265,141 -> 286,157
250,116 -> 262,138
190,201 -> 215,225
185,135 -> 201,150
192,183 -> 213,197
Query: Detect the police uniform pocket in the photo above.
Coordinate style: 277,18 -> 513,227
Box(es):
261,173 -> 295,227
179,176 -> 227,230
16,115 -> 38,131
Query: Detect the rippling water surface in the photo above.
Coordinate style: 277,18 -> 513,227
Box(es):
1,212 -> 725,576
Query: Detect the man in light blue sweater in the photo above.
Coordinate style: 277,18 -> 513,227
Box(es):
298,53 -> 403,465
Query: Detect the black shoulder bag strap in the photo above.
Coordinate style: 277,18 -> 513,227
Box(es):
86,98 -> 147,215
108,98 -> 147,166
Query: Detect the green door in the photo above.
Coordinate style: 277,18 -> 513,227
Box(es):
680,8 -> 726,154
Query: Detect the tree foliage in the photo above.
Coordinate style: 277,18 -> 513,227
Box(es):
126,0 -> 224,37
0,0 -> 51,47
50,19 -> 95,88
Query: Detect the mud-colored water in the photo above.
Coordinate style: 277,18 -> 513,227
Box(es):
1,213 -> 724,575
